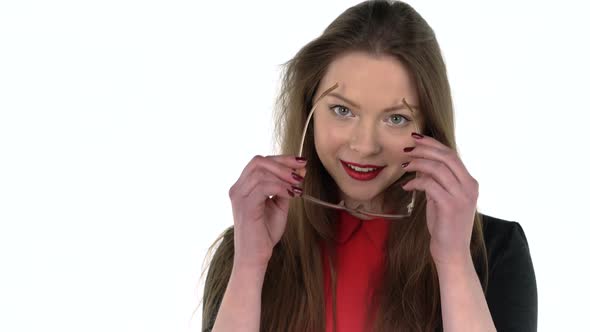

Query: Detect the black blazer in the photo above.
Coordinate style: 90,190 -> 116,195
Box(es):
477,214 -> 538,332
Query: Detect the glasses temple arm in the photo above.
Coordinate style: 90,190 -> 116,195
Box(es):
298,83 -> 339,157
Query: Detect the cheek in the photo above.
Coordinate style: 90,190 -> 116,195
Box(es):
383,140 -> 411,160
313,122 -> 347,153
314,130 -> 336,161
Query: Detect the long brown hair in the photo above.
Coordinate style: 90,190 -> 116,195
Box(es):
200,1 -> 488,331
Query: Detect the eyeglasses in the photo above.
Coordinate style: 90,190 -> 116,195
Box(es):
296,82 -> 421,220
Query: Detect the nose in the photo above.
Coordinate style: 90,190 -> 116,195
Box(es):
348,122 -> 382,156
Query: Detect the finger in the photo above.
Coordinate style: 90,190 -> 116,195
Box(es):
292,166 -> 307,178
241,168 -> 302,199
234,155 -> 306,196
255,179 -> 297,215
240,155 -> 307,180
252,179 -> 298,201
402,174 -> 452,206
405,135 -> 472,185
402,158 -> 462,197
266,154 -> 308,169
266,154 -> 308,178
268,189 -> 293,216
230,175 -> 297,221
264,154 -> 308,182
300,167 -> 307,178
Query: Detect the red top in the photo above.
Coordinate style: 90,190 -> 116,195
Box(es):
320,210 -> 391,332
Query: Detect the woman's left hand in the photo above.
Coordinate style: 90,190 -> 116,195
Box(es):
401,132 -> 479,267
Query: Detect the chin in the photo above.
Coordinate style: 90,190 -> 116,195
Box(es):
339,182 -> 385,200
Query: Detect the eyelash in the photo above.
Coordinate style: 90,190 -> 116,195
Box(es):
328,104 -> 411,126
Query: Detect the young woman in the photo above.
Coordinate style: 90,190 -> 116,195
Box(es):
200,1 -> 537,331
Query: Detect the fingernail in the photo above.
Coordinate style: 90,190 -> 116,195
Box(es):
291,186 -> 303,195
401,162 -> 410,168
287,189 -> 295,197
295,157 -> 307,163
403,147 -> 415,152
411,132 -> 424,139
292,172 -> 304,182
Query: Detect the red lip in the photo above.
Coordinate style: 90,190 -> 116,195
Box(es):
340,160 -> 385,169
340,160 -> 385,181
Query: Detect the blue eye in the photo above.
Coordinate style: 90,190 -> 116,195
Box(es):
329,104 -> 412,127
389,114 -> 410,126
329,105 -> 352,117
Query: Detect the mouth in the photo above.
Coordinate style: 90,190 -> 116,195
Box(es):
340,160 -> 386,181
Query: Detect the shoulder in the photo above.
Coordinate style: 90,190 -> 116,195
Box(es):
479,214 -> 531,270
478,213 -> 538,332
481,214 -> 529,253
480,213 -> 529,245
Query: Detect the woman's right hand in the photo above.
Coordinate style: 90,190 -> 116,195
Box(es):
228,155 -> 307,271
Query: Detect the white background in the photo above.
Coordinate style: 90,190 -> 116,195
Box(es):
1,0 -> 588,331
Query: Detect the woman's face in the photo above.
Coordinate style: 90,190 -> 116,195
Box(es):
312,51 -> 423,213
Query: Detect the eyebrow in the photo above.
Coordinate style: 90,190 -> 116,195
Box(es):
326,92 -> 420,113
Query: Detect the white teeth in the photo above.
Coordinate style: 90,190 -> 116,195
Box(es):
346,164 -> 377,172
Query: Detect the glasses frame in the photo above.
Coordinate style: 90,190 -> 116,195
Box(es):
296,82 -> 421,220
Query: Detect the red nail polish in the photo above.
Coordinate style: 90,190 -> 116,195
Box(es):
403,147 -> 415,152
411,132 -> 424,139
295,157 -> 307,163
287,189 -> 295,197
291,186 -> 303,195
292,172 -> 304,182
401,162 -> 410,168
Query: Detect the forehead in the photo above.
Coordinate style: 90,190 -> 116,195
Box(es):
317,51 -> 418,106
